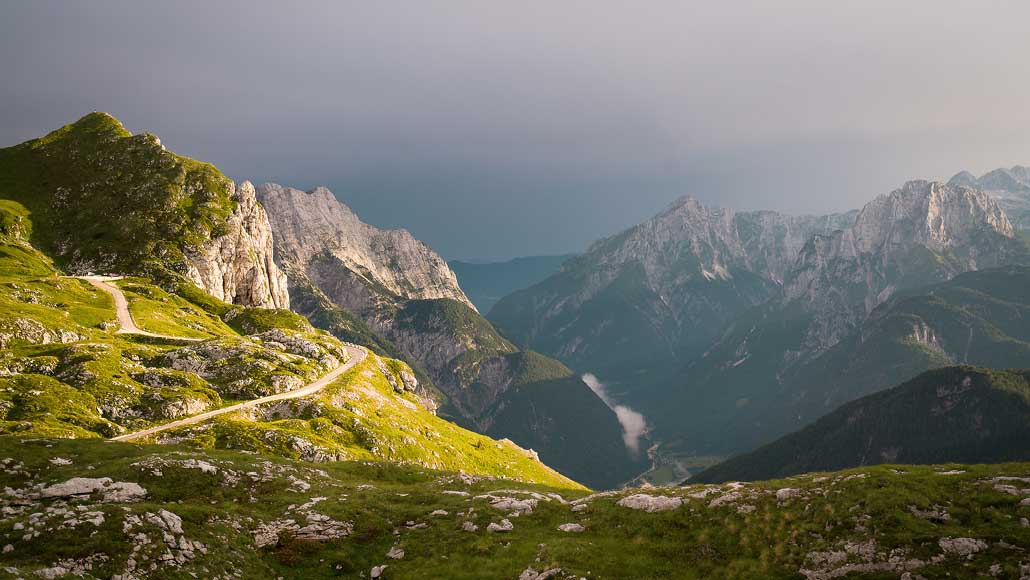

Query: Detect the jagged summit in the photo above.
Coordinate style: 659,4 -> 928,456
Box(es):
255,182 -> 473,308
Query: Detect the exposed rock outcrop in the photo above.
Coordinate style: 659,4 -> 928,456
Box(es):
186,181 -> 289,309
254,183 -> 470,309
254,182 -> 646,489
785,180 -> 1019,353
949,164 -> 1030,231
489,196 -> 856,371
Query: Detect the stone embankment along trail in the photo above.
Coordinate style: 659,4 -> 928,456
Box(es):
70,276 -> 369,442
110,343 -> 366,442
76,275 -> 203,341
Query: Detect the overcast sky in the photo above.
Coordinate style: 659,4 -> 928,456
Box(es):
2,1 -> 1029,260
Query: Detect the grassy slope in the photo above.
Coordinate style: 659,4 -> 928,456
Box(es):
161,349 -> 581,490
394,298 -> 649,489
0,112 -> 235,280
2,438 -> 1029,579
691,366 -> 1030,483
0,205 -> 580,490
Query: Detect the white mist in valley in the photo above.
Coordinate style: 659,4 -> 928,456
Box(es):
582,373 -> 647,454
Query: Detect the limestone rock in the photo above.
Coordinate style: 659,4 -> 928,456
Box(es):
186,181 -> 289,309
617,493 -> 682,513
39,477 -> 146,503
938,537 -> 987,558
487,518 -> 514,533
255,183 -> 471,309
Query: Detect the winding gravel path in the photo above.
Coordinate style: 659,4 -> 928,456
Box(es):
110,344 -> 366,441
72,275 -> 368,442
77,275 -> 202,341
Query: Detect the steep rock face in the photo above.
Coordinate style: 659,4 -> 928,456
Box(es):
949,165 -> 1030,230
655,185 -> 1027,461
186,181 -> 289,309
255,183 -> 473,309
0,113 -> 288,310
489,197 -> 855,374
256,183 -> 647,489
784,180 -> 1018,353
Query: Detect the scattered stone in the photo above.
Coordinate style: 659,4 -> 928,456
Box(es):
571,504 -> 588,513
386,546 -> 404,560
371,564 -> 387,578
617,493 -> 682,513
462,521 -> 479,532
938,537 -> 987,558
519,567 -> 563,580
776,488 -> 801,501
709,492 -> 743,508
429,509 -> 449,516
908,505 -> 951,523
557,523 -> 584,533
48,457 -> 73,466
487,519 -> 514,533
39,477 -> 146,503
489,497 -> 537,515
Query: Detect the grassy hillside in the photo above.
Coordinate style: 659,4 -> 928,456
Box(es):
691,366 -> 1030,483
2,437 -> 1028,579
0,205 -> 581,490
0,112 -> 235,280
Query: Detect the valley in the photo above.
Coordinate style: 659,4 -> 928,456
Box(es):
0,113 -> 1027,577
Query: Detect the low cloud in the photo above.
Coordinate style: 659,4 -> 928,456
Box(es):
582,373 -> 647,455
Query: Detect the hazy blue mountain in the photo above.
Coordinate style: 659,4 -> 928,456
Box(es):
449,254 -> 574,313
659,265 -> 1030,460
690,366 -> 1030,483
949,165 -> 1030,231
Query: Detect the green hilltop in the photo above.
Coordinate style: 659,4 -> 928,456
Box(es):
0,112 -> 237,281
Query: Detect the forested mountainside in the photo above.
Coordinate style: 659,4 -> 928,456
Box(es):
691,366 -> 1030,483
491,178 -> 1029,480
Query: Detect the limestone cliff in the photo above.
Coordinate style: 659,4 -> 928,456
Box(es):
488,196 -> 856,373
255,182 -> 648,488
255,183 -> 472,310
185,181 -> 289,309
785,180 -> 1019,352
949,165 -> 1030,231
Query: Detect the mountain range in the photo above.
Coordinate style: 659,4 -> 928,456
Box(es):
491,173 -> 1030,480
2,112 -> 1030,578
253,182 -> 646,488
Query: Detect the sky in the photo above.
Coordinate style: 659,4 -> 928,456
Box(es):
2,1 -> 1030,260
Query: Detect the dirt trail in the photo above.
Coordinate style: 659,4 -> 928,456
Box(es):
110,344 -> 367,442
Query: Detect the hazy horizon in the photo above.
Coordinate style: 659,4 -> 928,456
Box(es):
3,1 -> 1030,260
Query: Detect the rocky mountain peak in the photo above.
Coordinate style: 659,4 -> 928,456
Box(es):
843,180 -> 1013,257
254,182 -> 474,309
977,168 -> 1030,192
784,179 -> 1021,354
947,170 -> 979,189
